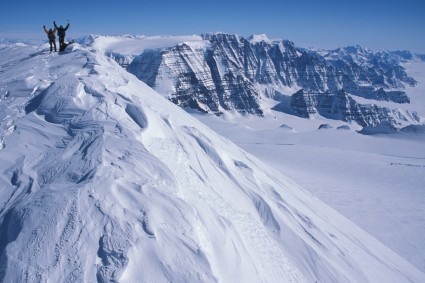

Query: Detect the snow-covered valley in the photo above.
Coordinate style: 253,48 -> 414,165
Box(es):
0,39 -> 424,282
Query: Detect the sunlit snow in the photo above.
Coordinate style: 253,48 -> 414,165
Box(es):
0,40 -> 424,282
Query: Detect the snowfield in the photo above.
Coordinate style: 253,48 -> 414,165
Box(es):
0,41 -> 424,282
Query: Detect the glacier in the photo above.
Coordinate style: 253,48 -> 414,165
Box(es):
0,42 -> 425,282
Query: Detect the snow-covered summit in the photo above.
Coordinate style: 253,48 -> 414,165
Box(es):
248,34 -> 272,43
333,45 -> 369,55
0,43 -> 424,282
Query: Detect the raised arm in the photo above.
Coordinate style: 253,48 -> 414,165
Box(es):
64,23 -> 70,31
53,21 -> 58,29
43,25 -> 49,34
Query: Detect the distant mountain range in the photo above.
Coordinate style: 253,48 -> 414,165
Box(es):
96,33 -> 423,128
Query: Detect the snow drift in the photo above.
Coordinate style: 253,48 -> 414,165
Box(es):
0,43 -> 424,282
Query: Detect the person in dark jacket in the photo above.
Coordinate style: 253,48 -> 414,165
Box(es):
43,25 -> 57,52
54,21 -> 70,51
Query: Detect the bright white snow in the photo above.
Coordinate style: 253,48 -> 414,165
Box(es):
84,34 -> 208,56
195,111 -> 425,273
0,41 -> 424,283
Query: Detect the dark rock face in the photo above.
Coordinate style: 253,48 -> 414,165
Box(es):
318,124 -> 333,130
128,39 -> 263,115
125,33 -> 420,125
337,125 -> 351,130
290,89 -> 420,127
105,52 -> 134,70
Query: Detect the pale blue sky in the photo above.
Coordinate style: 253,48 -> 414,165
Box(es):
1,0 -> 424,52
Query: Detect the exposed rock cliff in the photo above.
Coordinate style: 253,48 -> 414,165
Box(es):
290,89 -> 420,127
128,39 -> 263,115
124,33 -> 421,126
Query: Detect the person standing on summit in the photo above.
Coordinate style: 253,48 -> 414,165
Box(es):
54,21 -> 70,51
43,25 -> 57,52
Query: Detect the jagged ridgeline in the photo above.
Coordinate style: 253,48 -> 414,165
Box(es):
123,33 -> 421,127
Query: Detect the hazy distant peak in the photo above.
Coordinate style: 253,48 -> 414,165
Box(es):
248,34 -> 272,43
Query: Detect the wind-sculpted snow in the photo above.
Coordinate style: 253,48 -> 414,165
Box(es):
0,43 -> 424,283
125,103 -> 147,129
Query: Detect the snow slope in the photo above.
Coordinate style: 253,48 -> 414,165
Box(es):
0,43 -> 424,282
195,111 -> 425,272
193,60 -> 425,272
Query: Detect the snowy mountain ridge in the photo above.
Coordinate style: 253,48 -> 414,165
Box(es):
1,42 -> 425,282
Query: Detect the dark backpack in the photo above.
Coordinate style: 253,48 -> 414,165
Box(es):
58,29 -> 65,38
48,31 -> 55,41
